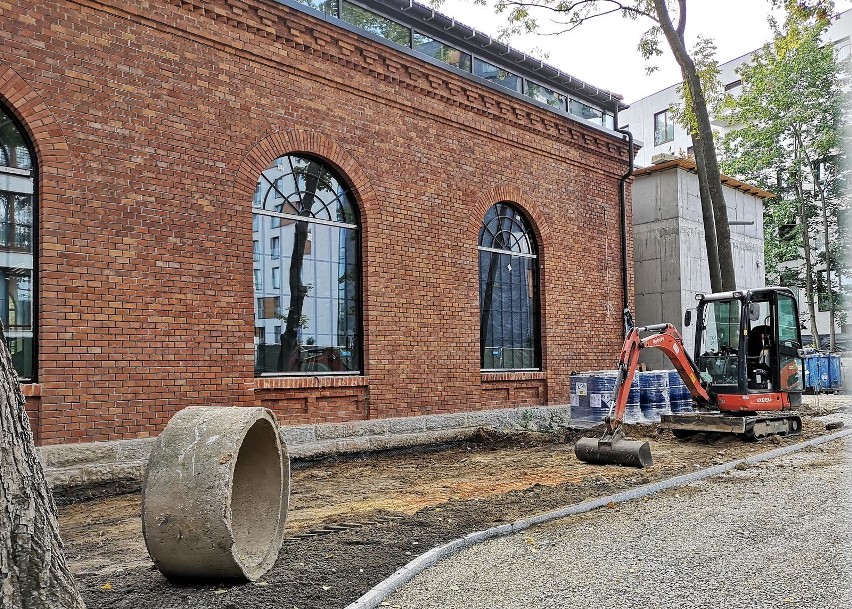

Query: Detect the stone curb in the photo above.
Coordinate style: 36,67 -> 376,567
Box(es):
39,405 -> 572,492
343,427 -> 852,609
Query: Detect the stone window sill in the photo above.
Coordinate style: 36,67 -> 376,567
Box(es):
21,383 -> 42,397
254,376 -> 368,390
481,371 -> 546,382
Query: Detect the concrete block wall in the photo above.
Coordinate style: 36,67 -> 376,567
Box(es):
632,161 -> 767,369
1,0 -> 631,446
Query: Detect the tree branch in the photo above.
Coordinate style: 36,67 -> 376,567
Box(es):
676,0 -> 686,40
500,0 -> 658,24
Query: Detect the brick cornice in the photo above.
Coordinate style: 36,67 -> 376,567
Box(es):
75,0 -> 629,167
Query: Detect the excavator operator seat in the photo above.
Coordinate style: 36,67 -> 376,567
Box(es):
746,299 -> 774,390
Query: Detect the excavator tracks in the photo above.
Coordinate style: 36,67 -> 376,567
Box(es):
743,412 -> 803,440
660,411 -> 803,441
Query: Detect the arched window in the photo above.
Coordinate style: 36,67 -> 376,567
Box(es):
0,105 -> 35,381
252,154 -> 361,375
478,203 -> 540,371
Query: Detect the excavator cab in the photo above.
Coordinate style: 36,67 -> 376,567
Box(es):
693,287 -> 804,408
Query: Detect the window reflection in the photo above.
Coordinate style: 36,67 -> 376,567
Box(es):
0,106 -> 34,380
473,58 -> 522,93
413,32 -> 472,72
525,82 -> 565,109
253,154 -> 361,375
342,1 -> 411,46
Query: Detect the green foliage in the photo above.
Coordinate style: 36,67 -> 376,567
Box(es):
671,36 -> 723,135
721,1 -> 849,323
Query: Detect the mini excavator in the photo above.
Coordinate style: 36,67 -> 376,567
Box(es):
575,287 -> 806,468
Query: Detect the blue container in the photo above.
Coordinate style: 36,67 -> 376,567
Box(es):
829,355 -> 843,390
804,354 -> 843,392
638,370 -> 671,421
667,370 -> 694,413
624,377 -> 645,423
667,369 -> 691,400
670,399 -> 694,414
588,371 -> 617,424
571,371 -> 647,425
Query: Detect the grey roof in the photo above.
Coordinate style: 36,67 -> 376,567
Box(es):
363,0 -> 628,111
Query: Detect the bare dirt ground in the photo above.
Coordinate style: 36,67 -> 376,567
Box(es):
60,395 -> 851,609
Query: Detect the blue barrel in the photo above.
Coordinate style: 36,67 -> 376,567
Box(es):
588,371 -> 616,424
638,370 -> 671,421
804,354 -> 842,392
667,370 -> 694,413
570,374 -> 592,423
624,376 -> 645,423
572,371 -> 648,425
667,370 -> 691,400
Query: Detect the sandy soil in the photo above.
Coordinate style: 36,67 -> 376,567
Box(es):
60,396 -> 850,609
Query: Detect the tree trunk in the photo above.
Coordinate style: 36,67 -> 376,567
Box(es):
691,138 -> 723,292
815,169 -> 837,352
654,0 -> 736,291
794,181 -> 820,345
0,323 -> 85,608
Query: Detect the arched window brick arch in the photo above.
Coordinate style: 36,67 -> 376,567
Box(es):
0,101 -> 36,380
0,64 -> 72,383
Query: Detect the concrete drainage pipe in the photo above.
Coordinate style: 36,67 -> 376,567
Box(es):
142,406 -> 290,581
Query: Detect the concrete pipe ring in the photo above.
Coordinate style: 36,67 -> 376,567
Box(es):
141,406 -> 290,581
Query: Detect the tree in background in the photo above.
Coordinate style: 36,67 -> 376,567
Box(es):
491,0 -> 737,292
721,1 -> 847,349
0,317 -> 84,607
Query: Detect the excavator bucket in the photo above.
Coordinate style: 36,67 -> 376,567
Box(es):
574,429 -> 653,468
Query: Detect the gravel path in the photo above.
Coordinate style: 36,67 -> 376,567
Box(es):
390,433 -> 852,609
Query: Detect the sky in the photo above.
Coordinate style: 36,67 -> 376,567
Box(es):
433,0 -> 852,103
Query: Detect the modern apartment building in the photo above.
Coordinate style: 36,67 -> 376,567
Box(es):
620,9 -> 852,346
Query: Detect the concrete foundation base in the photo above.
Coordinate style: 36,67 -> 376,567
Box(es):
39,404 -> 572,494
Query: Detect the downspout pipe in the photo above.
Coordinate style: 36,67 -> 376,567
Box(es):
613,106 -> 634,337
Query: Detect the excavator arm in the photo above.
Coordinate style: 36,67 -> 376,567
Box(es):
606,323 -> 711,433
575,322 -> 711,469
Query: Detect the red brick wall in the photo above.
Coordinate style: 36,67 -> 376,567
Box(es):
0,0 -> 633,445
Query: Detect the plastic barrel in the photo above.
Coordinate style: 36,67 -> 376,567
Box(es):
667,369 -> 693,413
589,371 -> 617,424
639,370 -> 671,422
829,355 -> 842,391
624,376 -> 645,423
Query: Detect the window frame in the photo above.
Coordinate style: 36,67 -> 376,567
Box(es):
252,154 -> 363,377
477,202 -> 542,372
0,104 -> 37,382
653,109 -> 674,146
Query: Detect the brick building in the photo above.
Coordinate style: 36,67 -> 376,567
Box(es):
0,0 -> 633,447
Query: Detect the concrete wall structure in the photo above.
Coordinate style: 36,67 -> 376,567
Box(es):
632,160 -> 770,369
0,0 -> 633,447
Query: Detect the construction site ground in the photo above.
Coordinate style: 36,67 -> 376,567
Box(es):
60,395 -> 851,609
